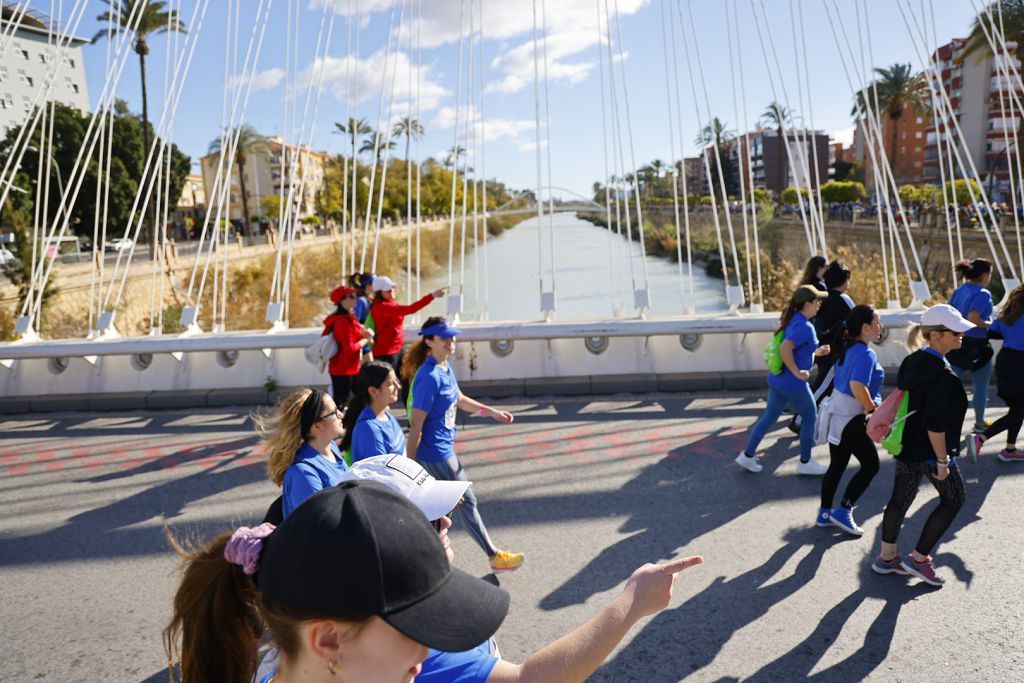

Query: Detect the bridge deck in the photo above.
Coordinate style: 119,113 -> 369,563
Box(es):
0,390 -> 1019,681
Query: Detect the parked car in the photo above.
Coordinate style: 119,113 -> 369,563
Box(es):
104,238 -> 133,253
0,247 -> 16,265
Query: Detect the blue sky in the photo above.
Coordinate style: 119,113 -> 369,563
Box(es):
76,0 -> 981,199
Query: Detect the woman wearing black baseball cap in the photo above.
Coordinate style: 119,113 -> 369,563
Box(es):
164,482 -> 509,683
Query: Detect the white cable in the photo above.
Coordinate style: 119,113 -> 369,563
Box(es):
594,0 -> 621,315
725,0 -> 754,309
540,0 -> 556,301
658,0 -> 687,313
732,0 -> 762,306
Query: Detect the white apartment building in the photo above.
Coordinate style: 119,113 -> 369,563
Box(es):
0,5 -> 90,136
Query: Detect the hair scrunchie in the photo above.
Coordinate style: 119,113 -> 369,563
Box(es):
224,523 -> 276,576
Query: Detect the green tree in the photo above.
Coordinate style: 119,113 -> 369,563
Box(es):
94,0 -> 186,247
0,101 -> 190,242
820,180 -> 867,203
208,124 -> 270,238
852,64 -> 929,166
780,187 -> 809,205
943,178 -> 983,205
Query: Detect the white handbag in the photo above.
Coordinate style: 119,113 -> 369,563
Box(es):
304,331 -> 339,372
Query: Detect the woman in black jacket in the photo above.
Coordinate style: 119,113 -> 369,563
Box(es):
872,304 -> 973,587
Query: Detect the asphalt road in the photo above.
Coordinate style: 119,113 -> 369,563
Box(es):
1,391 -> 1021,682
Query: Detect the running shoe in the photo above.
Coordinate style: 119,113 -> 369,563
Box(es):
998,448 -> 1024,463
871,554 -> 910,576
488,550 -> 525,572
829,506 -> 864,536
972,421 -> 990,434
735,451 -> 763,473
900,554 -> 944,587
815,508 -> 831,527
796,458 -> 828,476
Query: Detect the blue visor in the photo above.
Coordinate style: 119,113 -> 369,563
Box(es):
420,322 -> 462,338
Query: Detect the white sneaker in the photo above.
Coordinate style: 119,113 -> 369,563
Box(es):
735,452 -> 763,473
796,458 -> 828,476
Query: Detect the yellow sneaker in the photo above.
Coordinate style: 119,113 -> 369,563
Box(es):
488,549 -> 524,572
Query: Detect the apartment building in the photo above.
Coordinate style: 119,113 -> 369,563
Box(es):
852,102 -> 930,186
923,38 -> 1023,198
0,5 -> 90,135
199,136 -> 328,233
734,129 -> 830,195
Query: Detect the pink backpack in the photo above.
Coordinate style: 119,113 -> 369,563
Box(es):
866,389 -> 905,443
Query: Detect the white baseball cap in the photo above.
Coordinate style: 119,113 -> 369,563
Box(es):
371,275 -> 396,292
920,304 -> 975,333
337,455 -> 468,520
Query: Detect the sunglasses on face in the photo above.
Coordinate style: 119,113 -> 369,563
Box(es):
939,328 -> 964,337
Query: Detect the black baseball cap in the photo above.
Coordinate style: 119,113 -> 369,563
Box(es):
257,481 -> 509,652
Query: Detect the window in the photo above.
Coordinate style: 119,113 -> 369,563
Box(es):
13,42 -> 28,60
62,55 -> 75,68
3,93 -> 12,109
22,97 -> 31,112
916,117 -> 924,124
38,52 -> 47,64
901,131 -> 907,139
915,131 -> 922,138
65,77 -> 79,94
0,66 -> 6,81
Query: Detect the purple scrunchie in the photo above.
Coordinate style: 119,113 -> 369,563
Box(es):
223,523 -> 276,575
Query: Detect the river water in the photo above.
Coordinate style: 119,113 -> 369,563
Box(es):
422,212 -> 727,321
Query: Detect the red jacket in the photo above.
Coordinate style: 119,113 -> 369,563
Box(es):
370,294 -> 435,356
323,313 -> 366,377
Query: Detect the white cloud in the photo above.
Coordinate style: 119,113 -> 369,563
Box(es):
317,0 -> 649,96
231,67 -> 285,92
303,49 -> 449,112
831,126 -> 855,146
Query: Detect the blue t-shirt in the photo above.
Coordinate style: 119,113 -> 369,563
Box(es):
281,442 -> 348,518
411,356 -> 460,462
768,312 -> 818,392
350,406 -> 407,461
354,296 -> 371,323
834,342 -> 884,404
949,282 -> 993,339
418,642 -> 499,683
991,315 -> 1024,352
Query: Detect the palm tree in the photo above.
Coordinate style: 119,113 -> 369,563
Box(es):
359,131 -> 397,164
442,145 -> 466,170
95,1 -> 185,245
335,117 -> 372,163
852,64 -> 928,167
695,118 -> 736,199
208,125 -> 270,238
761,102 -> 789,193
391,116 -> 425,172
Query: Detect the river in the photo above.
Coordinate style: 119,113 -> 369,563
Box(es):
420,212 -> 728,321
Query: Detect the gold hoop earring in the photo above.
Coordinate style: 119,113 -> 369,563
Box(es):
327,660 -> 339,675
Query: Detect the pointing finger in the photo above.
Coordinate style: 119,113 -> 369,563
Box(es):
660,556 -> 704,575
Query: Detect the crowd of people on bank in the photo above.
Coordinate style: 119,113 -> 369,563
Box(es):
160,258 -> 1024,680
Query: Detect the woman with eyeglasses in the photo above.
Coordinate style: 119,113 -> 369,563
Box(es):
255,388 -> 348,518
324,285 -> 374,402
872,305 -> 972,587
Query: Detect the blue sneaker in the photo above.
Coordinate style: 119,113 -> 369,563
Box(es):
829,506 -> 864,536
815,508 -> 831,527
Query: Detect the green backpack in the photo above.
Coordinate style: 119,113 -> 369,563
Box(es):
882,392 -> 912,457
764,330 -> 785,375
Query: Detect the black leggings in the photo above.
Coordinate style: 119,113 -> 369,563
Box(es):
881,460 -> 966,556
820,415 -> 880,509
331,374 -> 355,402
983,396 -> 1024,445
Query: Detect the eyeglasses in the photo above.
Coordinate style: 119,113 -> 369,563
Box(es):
318,408 -> 342,421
